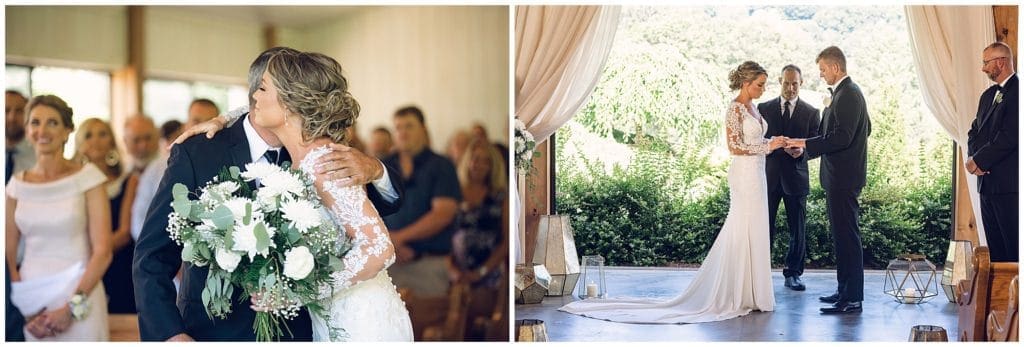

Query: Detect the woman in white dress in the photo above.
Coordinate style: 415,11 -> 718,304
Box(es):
560,61 -> 785,324
6,95 -> 113,340
245,49 -> 414,341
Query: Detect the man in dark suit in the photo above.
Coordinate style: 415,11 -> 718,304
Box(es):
967,42 -> 1018,262
788,46 -> 871,314
132,47 -> 404,341
758,65 -> 820,292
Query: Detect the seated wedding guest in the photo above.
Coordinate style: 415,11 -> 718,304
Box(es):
159,120 -> 184,153
446,129 -> 471,167
6,95 -> 112,340
449,138 -> 508,339
385,106 -> 461,297
369,126 -> 394,159
74,119 -> 138,314
449,138 -> 507,288
185,98 -> 219,130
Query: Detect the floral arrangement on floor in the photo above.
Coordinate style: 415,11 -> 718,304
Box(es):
515,118 -> 540,176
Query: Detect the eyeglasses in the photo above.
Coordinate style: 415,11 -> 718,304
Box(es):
983,56 -> 1008,66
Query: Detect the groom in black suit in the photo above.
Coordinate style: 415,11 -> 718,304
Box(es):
133,47 -> 404,341
758,65 -> 820,292
788,46 -> 871,314
967,42 -> 1018,262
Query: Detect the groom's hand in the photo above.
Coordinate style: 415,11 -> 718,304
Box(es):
965,157 -> 989,176
166,333 -> 195,342
316,143 -> 385,187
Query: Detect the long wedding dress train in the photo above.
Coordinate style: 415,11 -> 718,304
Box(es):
559,101 -> 775,323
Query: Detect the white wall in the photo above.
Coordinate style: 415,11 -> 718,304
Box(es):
144,7 -> 263,85
280,6 -> 510,153
6,6 -> 127,70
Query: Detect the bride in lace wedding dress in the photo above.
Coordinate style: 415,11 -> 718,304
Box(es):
560,61 -> 785,324
246,50 -> 413,341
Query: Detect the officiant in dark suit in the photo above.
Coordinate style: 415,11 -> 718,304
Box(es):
758,65 -> 820,292
967,42 -> 1018,262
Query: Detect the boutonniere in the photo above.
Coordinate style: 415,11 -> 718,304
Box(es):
994,91 -> 1004,104
823,95 -> 832,108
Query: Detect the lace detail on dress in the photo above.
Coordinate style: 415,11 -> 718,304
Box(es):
221,105 -> 248,127
725,102 -> 770,156
299,145 -> 396,297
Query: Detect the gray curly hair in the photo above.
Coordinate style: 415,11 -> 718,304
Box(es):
264,50 -> 360,144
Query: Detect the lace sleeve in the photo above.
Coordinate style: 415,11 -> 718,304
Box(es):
221,105 -> 249,128
725,103 -> 770,155
314,164 -> 396,297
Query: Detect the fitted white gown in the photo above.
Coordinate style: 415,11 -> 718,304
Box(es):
559,101 -> 776,323
7,164 -> 110,340
299,146 -> 414,342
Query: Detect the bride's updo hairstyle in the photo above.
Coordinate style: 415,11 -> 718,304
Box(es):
728,61 -> 767,91
265,50 -> 360,144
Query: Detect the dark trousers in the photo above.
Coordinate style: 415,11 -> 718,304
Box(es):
825,187 -> 864,302
768,189 -> 807,278
980,193 -> 1019,262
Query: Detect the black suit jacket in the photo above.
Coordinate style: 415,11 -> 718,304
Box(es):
759,97 -> 821,196
132,114 -> 403,341
968,74 -> 1018,195
805,77 -> 872,191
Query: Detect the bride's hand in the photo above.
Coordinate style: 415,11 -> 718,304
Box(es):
169,115 -> 229,149
249,292 -> 270,313
768,136 -> 787,150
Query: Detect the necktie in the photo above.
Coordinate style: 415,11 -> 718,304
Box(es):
827,87 -> 834,96
783,100 -> 792,120
263,149 -> 281,166
6,149 -> 15,183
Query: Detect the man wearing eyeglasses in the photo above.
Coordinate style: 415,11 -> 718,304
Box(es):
967,41 -> 1018,262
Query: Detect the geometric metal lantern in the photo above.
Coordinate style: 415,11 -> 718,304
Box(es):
940,240 -> 973,303
576,255 -> 607,300
884,254 -> 940,304
531,215 -> 580,296
515,263 -> 551,304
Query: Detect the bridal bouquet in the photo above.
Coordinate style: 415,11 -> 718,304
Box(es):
514,118 -> 539,175
167,163 -> 350,341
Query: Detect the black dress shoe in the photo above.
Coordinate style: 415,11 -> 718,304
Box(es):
785,276 -> 806,291
819,292 -> 841,303
820,301 -> 862,314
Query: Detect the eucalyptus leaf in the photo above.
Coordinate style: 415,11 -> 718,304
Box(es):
210,205 -> 235,229
172,183 -> 189,200
172,199 -> 192,218
229,166 -> 241,179
254,223 -> 270,253
181,243 -> 195,263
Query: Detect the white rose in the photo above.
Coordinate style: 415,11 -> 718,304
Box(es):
261,171 -> 305,198
283,246 -> 315,280
215,248 -> 242,272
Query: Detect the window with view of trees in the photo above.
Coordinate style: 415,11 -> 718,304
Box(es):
555,6 -> 952,269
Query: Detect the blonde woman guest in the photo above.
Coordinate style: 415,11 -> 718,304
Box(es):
449,138 -> 508,288
74,118 -> 138,314
6,95 -> 112,340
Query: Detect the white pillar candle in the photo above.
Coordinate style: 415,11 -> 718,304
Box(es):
586,282 -> 598,298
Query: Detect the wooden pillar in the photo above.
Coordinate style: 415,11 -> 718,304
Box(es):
111,6 -> 144,143
993,6 -> 1018,67
523,139 -> 551,262
264,26 -> 278,49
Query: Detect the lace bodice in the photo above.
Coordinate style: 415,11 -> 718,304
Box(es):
299,146 -> 396,297
726,101 -> 770,156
